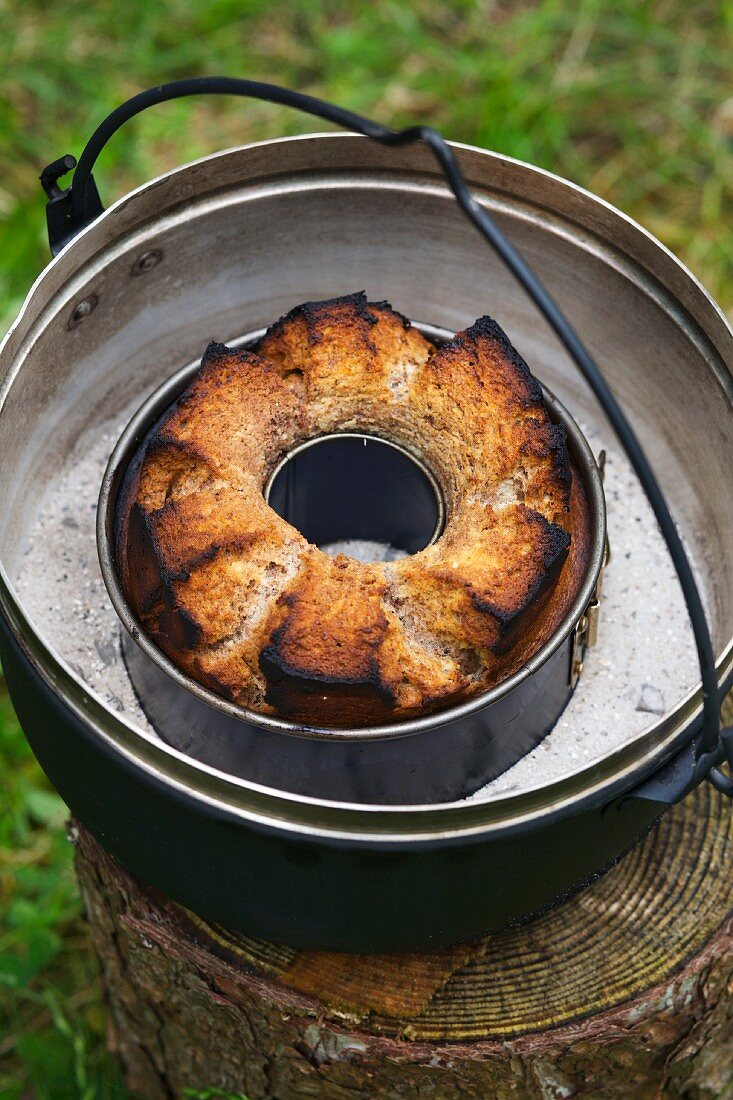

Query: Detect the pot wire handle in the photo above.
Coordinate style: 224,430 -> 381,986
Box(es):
39,77 -> 732,799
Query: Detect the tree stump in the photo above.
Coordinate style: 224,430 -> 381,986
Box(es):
73,770 -> 733,1100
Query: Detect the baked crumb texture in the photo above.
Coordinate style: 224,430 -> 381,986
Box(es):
119,292 -> 590,727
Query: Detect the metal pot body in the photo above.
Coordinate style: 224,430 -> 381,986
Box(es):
121,630 -> 575,804
1,623 -> 663,952
1,135 -> 732,949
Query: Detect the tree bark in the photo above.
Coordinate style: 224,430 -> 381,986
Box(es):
73,769 -> 733,1100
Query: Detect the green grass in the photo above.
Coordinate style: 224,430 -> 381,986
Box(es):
0,0 -> 731,1094
0,683 -> 126,1098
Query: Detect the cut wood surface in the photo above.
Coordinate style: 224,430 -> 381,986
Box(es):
74,729 -> 733,1099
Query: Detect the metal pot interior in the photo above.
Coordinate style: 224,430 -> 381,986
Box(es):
0,134 -> 731,816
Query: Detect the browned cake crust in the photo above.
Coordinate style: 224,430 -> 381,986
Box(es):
118,292 -> 590,727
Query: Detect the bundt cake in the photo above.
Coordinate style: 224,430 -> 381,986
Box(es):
117,292 -> 590,727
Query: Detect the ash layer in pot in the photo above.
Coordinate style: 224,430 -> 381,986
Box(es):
14,406 -> 698,800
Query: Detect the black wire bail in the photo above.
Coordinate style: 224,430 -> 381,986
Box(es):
40,77 -> 732,799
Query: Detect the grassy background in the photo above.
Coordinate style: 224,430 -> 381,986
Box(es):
0,1 -> 731,1095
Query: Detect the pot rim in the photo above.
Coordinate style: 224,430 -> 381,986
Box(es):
97,322 -> 605,743
1,133 -> 732,838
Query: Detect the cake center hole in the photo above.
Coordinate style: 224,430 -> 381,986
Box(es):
265,433 -> 444,562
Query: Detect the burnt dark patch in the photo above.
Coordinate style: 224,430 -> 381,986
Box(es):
156,590 -> 203,652
123,502 -> 164,616
201,341 -> 231,363
259,630 -> 396,727
258,290 -> 414,349
539,516 -> 572,569
491,517 -> 571,655
447,314 -> 545,404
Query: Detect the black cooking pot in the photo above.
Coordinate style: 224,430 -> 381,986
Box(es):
0,80 -> 730,950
